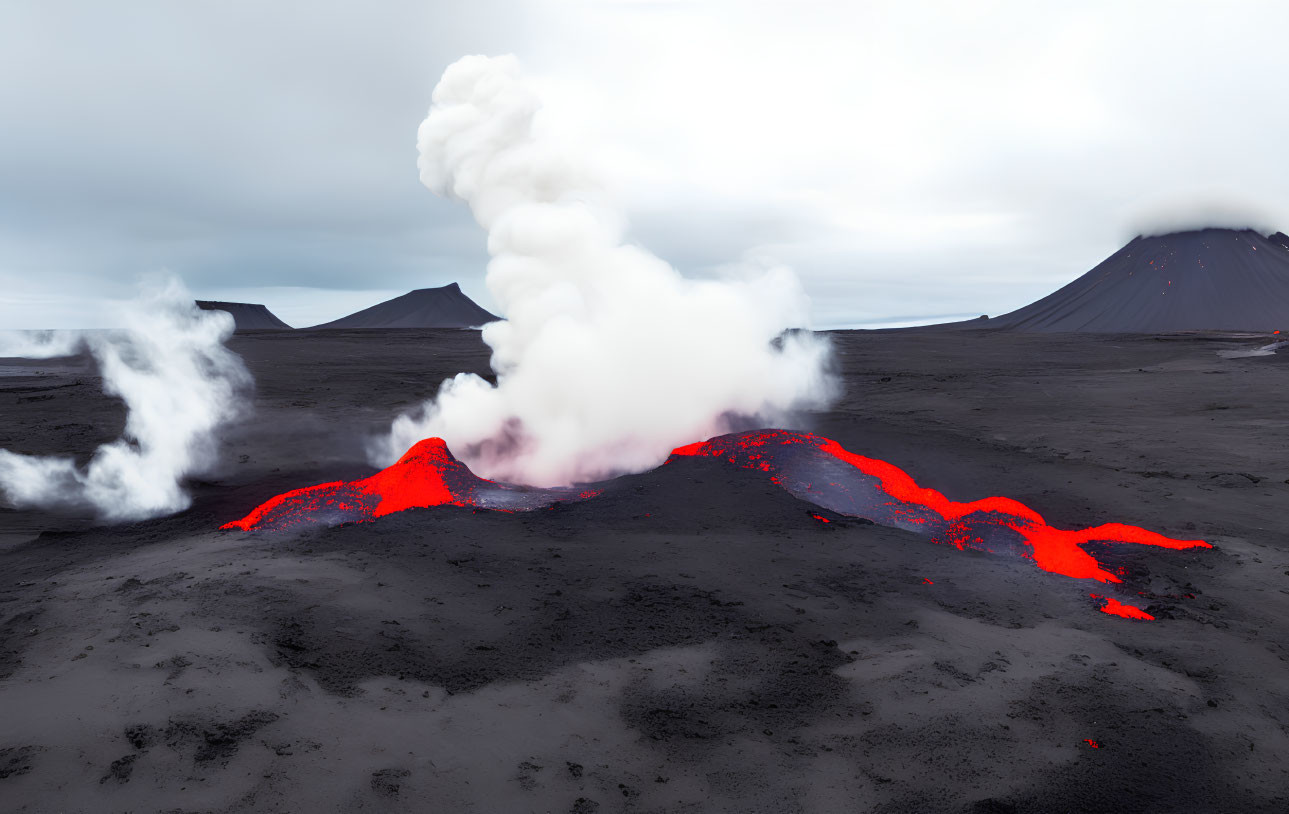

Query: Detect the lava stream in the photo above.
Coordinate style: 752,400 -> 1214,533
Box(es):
222,430 -> 1208,615
669,431 -> 1208,585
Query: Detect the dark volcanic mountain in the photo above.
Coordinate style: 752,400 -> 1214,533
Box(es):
196,300 -> 293,331
987,228 -> 1289,333
306,283 -> 499,330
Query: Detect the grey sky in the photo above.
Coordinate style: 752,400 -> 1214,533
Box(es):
2,0 -> 1287,329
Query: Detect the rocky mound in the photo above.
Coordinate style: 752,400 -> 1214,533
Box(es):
987,228 -> 1289,333
306,284 -> 498,330
196,301 -> 293,331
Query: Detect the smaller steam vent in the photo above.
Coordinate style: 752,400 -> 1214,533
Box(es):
987,228 -> 1289,333
306,283 -> 499,330
195,301 -> 294,331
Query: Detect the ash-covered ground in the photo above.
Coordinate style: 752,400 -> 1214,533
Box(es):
1,329 -> 1287,813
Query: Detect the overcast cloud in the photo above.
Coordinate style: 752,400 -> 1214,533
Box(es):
2,0 -> 1287,329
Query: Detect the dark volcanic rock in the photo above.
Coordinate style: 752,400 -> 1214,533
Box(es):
306,283 -> 499,329
2,329 -> 1288,812
99,753 -> 137,784
0,746 -> 38,779
195,300 -> 293,331
986,228 -> 1289,333
163,711 -> 279,764
370,767 -> 411,797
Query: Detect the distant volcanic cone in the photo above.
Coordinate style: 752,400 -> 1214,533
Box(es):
306,283 -> 498,330
989,228 -> 1289,333
196,301 -> 293,331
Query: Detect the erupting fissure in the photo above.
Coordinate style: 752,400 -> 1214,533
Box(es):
223,430 -> 1209,617
670,431 -> 1208,587
221,438 -> 596,530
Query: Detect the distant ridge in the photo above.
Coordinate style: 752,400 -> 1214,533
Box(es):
306,283 -> 499,330
196,301 -> 293,331
917,227 -> 1289,334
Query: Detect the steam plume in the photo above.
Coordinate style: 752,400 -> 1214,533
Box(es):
375,55 -> 836,486
0,330 -> 83,359
0,277 -> 251,521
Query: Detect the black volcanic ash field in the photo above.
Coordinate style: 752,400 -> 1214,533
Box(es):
1,328 -> 1288,812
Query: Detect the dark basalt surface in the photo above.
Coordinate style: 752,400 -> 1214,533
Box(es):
1,328 -> 1287,812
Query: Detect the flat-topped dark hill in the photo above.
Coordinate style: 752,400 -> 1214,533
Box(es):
196,301 -> 293,331
984,228 -> 1289,333
306,283 -> 499,330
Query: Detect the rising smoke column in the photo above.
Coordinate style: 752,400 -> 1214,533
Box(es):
0,277 -> 251,521
376,55 -> 836,486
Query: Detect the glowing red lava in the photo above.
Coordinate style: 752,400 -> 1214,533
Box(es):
222,438 -> 466,532
1084,739 -> 1102,749
1090,594 -> 1155,620
223,429 -> 1208,619
670,431 -> 1208,589
223,437 -> 602,532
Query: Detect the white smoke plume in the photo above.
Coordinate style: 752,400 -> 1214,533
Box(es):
374,55 -> 836,486
0,330 -> 84,359
0,277 -> 251,521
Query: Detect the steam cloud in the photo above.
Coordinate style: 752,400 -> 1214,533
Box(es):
375,55 -> 836,486
1125,193 -> 1283,240
0,278 -> 251,521
0,330 -> 84,359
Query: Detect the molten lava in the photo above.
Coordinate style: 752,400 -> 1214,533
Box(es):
1090,594 -> 1156,620
222,430 -> 1209,618
670,431 -> 1208,585
221,438 -> 594,531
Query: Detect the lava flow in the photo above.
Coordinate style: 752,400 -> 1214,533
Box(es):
670,431 -> 1209,585
1090,594 -> 1155,620
221,438 -> 597,532
222,430 -> 1209,616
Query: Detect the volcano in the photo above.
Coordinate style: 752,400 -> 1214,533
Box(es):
305,283 -> 498,330
195,300 -> 293,331
223,429 -> 1208,616
987,227 -> 1289,333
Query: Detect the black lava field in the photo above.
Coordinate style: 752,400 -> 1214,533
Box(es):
2,328 -> 1288,813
